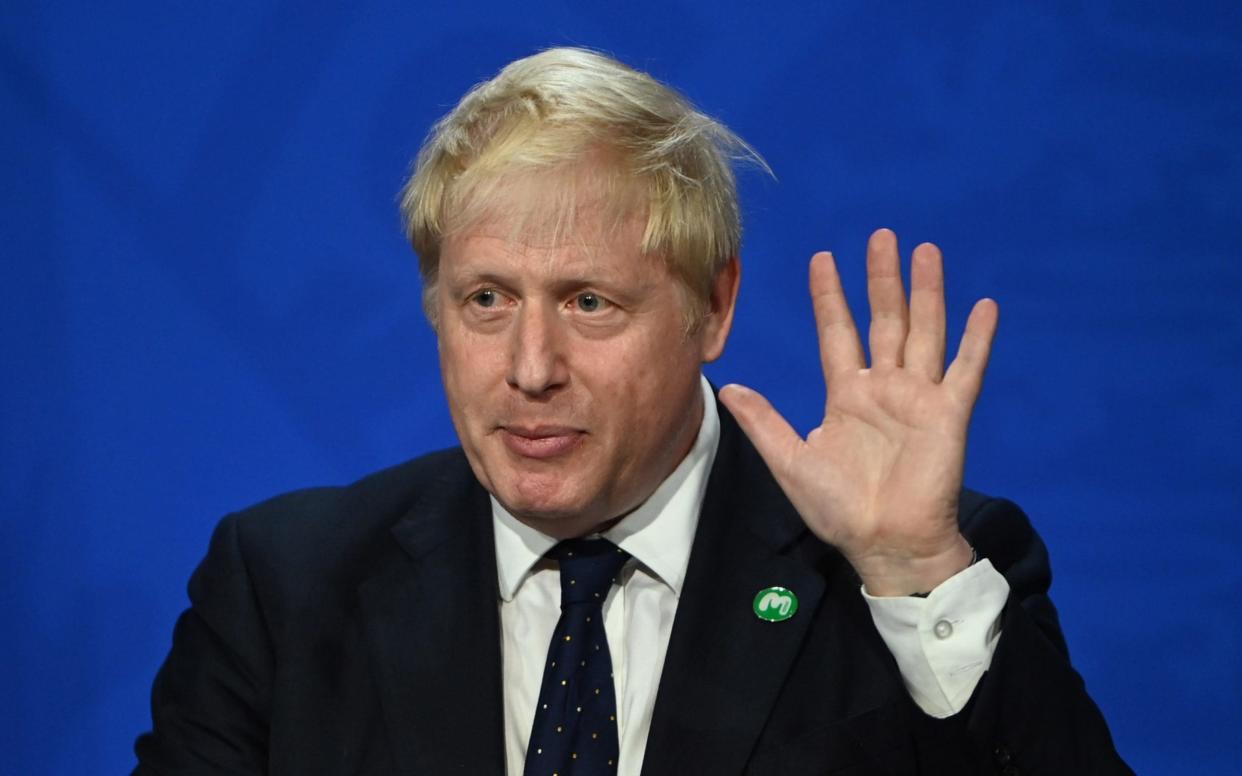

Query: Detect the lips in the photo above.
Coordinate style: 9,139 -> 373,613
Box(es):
499,425 -> 585,460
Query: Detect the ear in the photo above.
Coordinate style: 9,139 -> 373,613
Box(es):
699,256 -> 741,363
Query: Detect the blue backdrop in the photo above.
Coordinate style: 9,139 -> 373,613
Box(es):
3,2 -> 1239,773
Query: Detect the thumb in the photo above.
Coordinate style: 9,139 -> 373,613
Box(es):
718,384 -> 803,481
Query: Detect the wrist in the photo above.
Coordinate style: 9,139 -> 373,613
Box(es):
854,535 -> 975,597
908,544 -> 977,598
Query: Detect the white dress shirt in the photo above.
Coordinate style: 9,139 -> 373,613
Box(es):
493,376 -> 1009,776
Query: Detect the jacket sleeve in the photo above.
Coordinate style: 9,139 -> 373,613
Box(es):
133,513 -> 274,774
943,496 -> 1135,775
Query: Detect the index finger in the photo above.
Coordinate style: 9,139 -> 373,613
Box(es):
810,251 -> 866,384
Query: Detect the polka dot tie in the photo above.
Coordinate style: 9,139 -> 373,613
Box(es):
523,538 -> 629,776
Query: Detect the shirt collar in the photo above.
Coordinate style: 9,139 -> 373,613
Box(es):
493,375 -> 721,601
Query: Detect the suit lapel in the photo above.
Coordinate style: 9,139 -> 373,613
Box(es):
350,402 -> 914,775
641,404 -> 829,775
356,458 -> 507,775
641,403 -> 932,775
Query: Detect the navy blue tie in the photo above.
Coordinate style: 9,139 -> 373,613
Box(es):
523,539 -> 630,776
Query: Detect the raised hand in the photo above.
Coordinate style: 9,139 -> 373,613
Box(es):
719,229 -> 999,596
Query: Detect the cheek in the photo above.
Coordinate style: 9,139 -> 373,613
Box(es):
439,331 -> 503,415
589,337 -> 700,433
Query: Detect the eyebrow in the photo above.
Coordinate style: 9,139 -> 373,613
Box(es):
444,266 -> 651,306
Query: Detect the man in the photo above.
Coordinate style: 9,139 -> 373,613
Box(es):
135,48 -> 1130,774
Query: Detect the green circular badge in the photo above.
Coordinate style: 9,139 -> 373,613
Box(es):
752,586 -> 798,622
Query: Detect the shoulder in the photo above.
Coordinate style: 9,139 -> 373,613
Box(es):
196,448 -> 478,598
956,489 -> 1047,578
232,447 -> 471,536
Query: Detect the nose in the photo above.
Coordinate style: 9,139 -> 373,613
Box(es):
507,301 -> 568,397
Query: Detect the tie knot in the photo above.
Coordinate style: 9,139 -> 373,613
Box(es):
550,539 -> 629,605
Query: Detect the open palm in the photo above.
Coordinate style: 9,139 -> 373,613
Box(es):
720,229 -> 998,596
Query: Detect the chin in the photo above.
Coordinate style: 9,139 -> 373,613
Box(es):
509,496 -> 599,524
496,475 -> 598,522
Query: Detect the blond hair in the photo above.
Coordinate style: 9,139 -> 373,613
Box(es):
398,47 -> 767,327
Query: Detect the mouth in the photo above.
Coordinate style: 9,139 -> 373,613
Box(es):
499,425 -> 586,460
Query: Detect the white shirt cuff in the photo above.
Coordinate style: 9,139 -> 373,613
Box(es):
861,558 -> 1009,718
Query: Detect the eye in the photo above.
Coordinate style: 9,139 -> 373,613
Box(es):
471,289 -> 499,308
574,292 -> 606,313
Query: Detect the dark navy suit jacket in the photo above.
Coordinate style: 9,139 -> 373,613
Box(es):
134,403 -> 1131,774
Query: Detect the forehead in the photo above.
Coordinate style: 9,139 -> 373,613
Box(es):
441,165 -> 655,279
439,224 -> 660,293
449,155 -> 648,241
